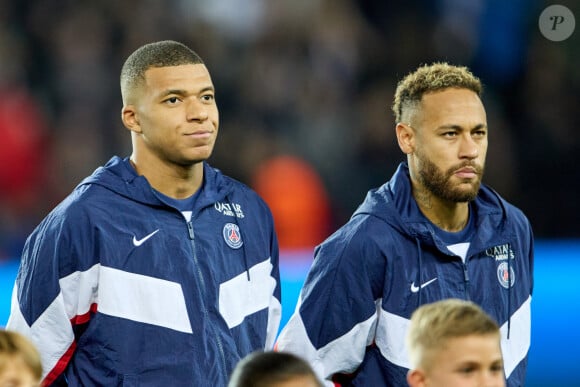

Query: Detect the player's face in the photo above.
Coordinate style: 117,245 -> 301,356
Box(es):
410,88 -> 487,202
0,357 -> 40,387
421,334 -> 505,387
128,64 -> 219,167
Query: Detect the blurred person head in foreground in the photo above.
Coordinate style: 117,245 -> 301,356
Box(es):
406,298 -> 504,387
0,329 -> 42,387
229,351 -> 322,387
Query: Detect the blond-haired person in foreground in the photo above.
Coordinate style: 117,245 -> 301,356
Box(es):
406,299 -> 505,387
0,330 -> 42,387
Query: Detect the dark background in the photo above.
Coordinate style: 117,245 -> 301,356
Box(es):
1,0 -> 579,258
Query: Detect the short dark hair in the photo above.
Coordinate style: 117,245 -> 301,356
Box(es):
120,40 -> 204,104
228,351 -> 322,387
392,62 -> 482,123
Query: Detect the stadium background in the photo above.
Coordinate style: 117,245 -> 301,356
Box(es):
0,1 -> 578,385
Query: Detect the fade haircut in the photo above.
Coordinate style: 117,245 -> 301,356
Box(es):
0,330 -> 43,380
392,62 -> 482,124
228,351 -> 323,387
120,40 -> 204,104
406,299 -> 500,371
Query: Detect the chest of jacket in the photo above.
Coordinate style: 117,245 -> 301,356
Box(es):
378,232 -> 532,326
62,194 -> 276,384
89,198 -> 270,284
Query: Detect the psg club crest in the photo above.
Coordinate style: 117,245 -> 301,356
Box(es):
223,223 -> 243,249
497,262 -> 515,289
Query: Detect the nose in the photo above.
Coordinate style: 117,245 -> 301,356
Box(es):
479,372 -> 506,387
186,100 -> 208,122
458,133 -> 479,159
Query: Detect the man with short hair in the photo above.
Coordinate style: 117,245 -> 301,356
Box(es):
8,40 -> 282,386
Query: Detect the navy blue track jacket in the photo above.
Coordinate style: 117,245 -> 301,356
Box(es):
277,162 -> 533,387
7,156 -> 282,386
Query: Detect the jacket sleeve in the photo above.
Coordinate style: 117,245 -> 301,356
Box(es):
265,218 -> 282,350
526,220 -> 534,296
6,207 -> 98,385
276,223 -> 384,384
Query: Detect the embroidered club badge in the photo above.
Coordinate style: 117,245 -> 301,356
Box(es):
223,223 -> 243,249
497,262 -> 515,289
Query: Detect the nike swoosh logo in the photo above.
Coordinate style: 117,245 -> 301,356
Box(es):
410,278 -> 438,293
132,229 -> 160,247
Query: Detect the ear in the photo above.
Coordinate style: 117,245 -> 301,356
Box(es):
121,105 -> 141,134
396,123 -> 415,154
407,368 -> 427,387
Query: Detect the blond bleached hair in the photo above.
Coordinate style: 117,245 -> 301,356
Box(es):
0,329 -> 42,381
406,299 -> 500,371
392,62 -> 482,124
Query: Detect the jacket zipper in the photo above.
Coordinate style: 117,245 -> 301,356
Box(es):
186,221 -> 228,378
462,262 -> 471,300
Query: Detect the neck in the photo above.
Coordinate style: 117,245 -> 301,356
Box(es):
130,154 -> 203,199
412,184 -> 470,232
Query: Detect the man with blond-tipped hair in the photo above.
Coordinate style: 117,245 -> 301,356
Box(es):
277,62 -> 533,386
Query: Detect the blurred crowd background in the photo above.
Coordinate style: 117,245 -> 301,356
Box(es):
0,0 -> 578,259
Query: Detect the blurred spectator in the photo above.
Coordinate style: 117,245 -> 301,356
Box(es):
252,155 -> 332,251
0,28 -> 51,259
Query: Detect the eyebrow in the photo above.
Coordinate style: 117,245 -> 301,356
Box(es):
436,123 -> 487,131
159,86 -> 215,98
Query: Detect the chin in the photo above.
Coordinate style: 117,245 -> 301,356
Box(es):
182,149 -> 214,164
446,183 -> 479,202
451,190 -> 479,202
173,156 -> 208,167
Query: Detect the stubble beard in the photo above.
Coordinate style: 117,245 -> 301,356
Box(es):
416,152 -> 484,203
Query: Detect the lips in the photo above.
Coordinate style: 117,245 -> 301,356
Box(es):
454,167 -> 477,179
184,131 -> 212,138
